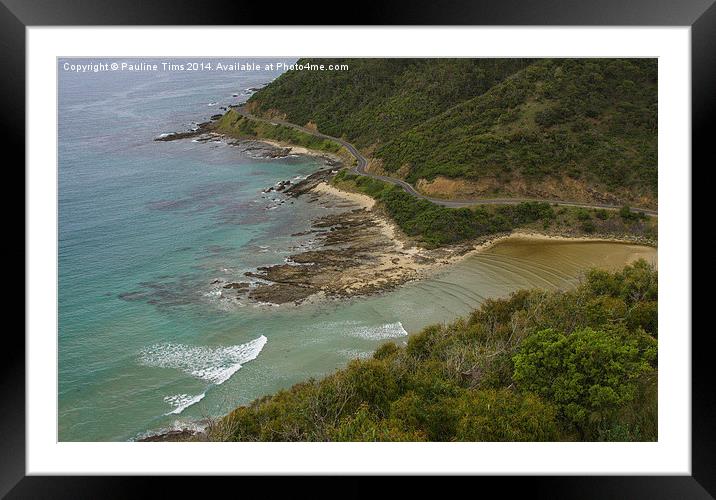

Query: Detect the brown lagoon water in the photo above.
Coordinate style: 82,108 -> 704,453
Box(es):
352,238 -> 657,337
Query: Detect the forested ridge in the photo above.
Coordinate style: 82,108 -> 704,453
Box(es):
211,261 -> 658,442
248,58 -> 657,206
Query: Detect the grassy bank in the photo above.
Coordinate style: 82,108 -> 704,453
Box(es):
209,260 -> 657,442
213,109 -> 353,163
332,170 -> 656,248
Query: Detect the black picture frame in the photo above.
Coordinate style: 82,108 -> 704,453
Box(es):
5,0 -> 707,496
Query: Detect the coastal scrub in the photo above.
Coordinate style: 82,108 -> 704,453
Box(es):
208,261 -> 658,442
332,170 -> 656,248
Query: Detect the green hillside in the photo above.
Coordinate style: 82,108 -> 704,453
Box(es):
210,261 -> 658,442
248,58 -> 533,148
247,58 -> 657,207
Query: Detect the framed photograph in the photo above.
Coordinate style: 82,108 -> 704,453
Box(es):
9,0 -> 708,495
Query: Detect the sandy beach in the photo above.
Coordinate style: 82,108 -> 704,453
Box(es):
311,182 -> 375,209
254,138 -> 346,164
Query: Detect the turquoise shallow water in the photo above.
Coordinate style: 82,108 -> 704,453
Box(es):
58,58 -> 656,442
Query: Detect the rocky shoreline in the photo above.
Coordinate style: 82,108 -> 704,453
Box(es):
157,119 -> 656,308
136,420 -> 210,442
222,171 -> 657,306
213,174 -> 493,306
154,117 -> 344,165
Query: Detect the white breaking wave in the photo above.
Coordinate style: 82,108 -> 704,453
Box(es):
138,335 -> 267,385
349,321 -> 408,340
326,320 -> 408,340
163,393 -> 206,415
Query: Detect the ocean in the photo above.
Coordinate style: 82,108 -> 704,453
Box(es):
58,58 -> 656,441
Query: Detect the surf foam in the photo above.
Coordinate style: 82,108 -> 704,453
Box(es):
138,335 -> 267,385
163,393 -> 206,415
350,321 -> 408,340
326,320 -> 409,340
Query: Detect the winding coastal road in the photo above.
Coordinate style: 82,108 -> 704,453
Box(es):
236,107 -> 657,216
